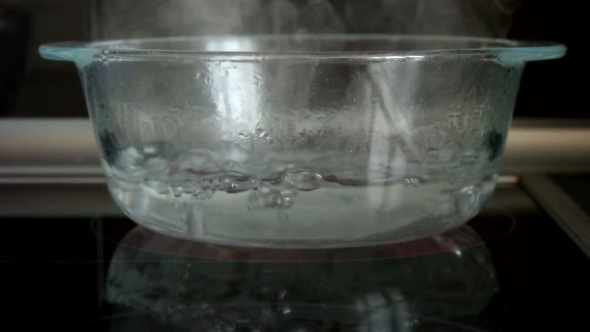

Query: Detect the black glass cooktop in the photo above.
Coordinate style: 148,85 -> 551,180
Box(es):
1,185 -> 589,331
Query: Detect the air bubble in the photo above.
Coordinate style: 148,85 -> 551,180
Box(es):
254,74 -> 263,87
463,152 -> 479,164
226,181 -> 250,194
284,172 -> 322,191
171,186 -> 183,197
221,178 -> 234,190
249,178 -> 261,190
279,196 -> 293,209
182,180 -> 198,194
404,177 -> 421,187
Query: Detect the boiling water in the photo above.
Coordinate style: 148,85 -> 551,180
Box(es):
104,142 -> 497,247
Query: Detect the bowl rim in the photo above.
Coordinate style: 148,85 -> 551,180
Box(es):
39,34 -> 566,64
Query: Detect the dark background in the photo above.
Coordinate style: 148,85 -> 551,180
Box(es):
0,0 -> 585,118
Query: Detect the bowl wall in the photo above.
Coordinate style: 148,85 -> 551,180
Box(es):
41,36 -> 560,247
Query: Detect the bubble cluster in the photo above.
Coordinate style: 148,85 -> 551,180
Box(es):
247,187 -> 294,210
110,139 -> 496,223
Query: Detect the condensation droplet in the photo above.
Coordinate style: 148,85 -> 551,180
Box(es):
255,128 -> 268,139
456,186 -> 480,217
224,160 -> 237,169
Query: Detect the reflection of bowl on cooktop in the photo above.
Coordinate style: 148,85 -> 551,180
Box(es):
104,223 -> 501,331
96,305 -> 485,331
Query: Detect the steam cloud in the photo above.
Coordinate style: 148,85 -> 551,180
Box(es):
92,0 -> 522,40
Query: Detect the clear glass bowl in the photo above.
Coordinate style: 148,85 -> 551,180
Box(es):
40,35 -> 565,248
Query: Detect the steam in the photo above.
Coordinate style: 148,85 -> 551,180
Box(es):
91,0 -> 521,40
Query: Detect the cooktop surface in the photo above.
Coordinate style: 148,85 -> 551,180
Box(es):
1,182 -> 589,331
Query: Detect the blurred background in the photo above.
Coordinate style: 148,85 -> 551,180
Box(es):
1,3 -> 589,331
0,0 -> 584,118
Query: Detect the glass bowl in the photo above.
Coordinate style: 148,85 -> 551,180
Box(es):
40,35 -> 565,248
